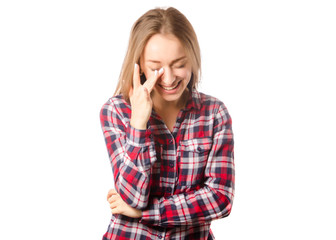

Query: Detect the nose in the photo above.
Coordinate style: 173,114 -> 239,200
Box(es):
160,67 -> 175,85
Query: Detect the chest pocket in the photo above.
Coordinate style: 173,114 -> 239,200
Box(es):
178,138 -> 212,186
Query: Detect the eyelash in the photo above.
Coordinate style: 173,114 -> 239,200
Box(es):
176,64 -> 185,68
150,64 -> 185,71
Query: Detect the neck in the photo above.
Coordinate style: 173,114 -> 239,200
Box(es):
152,90 -> 190,113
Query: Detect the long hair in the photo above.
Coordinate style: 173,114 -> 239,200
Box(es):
114,7 -> 201,101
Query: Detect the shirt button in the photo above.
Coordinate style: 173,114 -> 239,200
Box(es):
169,139 -> 173,144
167,187 -> 172,192
197,146 -> 202,152
169,162 -> 174,168
158,235 -> 162,239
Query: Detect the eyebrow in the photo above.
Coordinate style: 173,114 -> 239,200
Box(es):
146,56 -> 187,65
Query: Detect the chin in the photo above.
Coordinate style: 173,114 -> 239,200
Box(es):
154,87 -> 189,106
160,94 -> 182,102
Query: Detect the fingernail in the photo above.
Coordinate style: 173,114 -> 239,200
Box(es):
134,63 -> 138,69
154,70 -> 158,76
159,68 -> 164,74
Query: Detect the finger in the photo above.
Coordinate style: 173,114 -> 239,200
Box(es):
110,201 -> 119,209
143,67 -> 164,93
111,207 -> 121,215
108,195 -> 117,204
133,63 -> 141,89
107,189 -> 118,200
129,86 -> 134,98
108,189 -> 117,194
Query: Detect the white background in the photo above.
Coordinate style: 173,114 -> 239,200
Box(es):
1,0 -> 335,239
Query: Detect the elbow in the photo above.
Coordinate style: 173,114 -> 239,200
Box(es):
218,178 -> 235,218
218,193 -> 234,219
222,199 -> 233,218
207,181 -> 234,219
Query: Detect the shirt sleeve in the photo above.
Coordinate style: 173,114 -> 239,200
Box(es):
100,98 -> 157,209
140,103 -> 235,227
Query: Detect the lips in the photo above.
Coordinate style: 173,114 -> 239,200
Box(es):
159,81 -> 181,91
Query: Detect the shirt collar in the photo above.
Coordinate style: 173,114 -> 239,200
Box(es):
184,90 -> 202,111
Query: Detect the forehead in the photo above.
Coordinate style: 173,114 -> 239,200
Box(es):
143,33 -> 186,62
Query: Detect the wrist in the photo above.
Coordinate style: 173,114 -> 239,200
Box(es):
136,209 -> 143,219
130,119 -> 147,130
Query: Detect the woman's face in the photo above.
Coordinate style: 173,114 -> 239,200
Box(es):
140,33 -> 192,106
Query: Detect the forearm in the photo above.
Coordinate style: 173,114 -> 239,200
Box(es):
101,100 -> 157,209
109,124 -> 157,209
140,183 -> 234,227
114,155 -> 151,209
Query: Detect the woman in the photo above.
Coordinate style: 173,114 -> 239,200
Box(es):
100,7 -> 234,240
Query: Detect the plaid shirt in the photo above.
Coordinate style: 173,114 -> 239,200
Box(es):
100,90 -> 235,240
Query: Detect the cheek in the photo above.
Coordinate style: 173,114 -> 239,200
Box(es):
143,69 -> 156,80
174,69 -> 191,80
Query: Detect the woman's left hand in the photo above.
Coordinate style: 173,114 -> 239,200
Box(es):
107,189 -> 142,218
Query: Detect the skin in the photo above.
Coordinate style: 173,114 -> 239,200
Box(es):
141,33 -> 192,111
107,33 -> 193,218
107,189 -> 142,218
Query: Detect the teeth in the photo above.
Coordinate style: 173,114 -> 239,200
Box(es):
162,86 -> 176,90
161,82 -> 179,90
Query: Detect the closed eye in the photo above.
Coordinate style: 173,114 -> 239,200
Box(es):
176,64 -> 185,68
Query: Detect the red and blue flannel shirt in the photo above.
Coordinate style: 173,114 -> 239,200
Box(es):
100,90 -> 235,240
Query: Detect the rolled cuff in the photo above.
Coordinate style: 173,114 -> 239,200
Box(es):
126,123 -> 153,147
139,198 -> 161,226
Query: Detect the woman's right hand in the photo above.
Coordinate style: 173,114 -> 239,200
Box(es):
129,63 -> 164,129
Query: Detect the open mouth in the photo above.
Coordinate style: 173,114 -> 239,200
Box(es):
159,80 -> 181,91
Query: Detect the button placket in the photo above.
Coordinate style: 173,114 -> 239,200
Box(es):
157,231 -> 166,239
163,134 -> 176,195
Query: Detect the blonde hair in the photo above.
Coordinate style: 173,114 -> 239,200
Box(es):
114,7 -> 201,100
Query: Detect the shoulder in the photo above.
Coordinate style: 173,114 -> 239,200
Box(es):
195,92 -> 233,135
194,91 -> 230,116
100,94 -> 131,120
